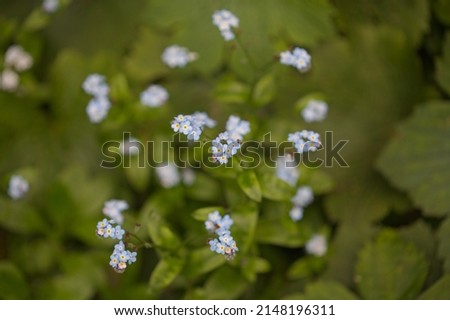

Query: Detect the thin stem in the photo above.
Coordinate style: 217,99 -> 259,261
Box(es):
235,34 -> 258,73
128,232 -> 152,249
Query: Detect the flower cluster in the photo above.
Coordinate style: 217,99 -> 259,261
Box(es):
8,175 -> 29,200
302,100 -> 328,123
288,130 -> 321,153
103,199 -> 128,225
276,154 -> 300,187
161,45 -> 198,68
96,200 -> 137,273
43,0 -> 59,13
211,132 -> 241,164
226,115 -> 250,141
109,241 -> 137,273
140,85 -> 169,107
212,10 -> 239,41
96,218 -> 125,240
82,74 -> 111,123
170,112 -> 216,141
280,47 -> 311,73
0,45 -> 33,92
289,186 -> 314,222
305,234 -> 327,257
205,211 -> 238,259
209,115 -> 250,165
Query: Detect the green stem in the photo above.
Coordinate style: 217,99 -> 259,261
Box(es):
128,232 -> 152,249
235,34 -> 258,73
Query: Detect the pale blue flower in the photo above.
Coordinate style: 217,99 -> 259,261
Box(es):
276,154 -> 300,187
43,0 -> 59,13
226,115 -> 250,141
82,74 -> 109,97
103,199 -> 128,225
170,112 -> 215,141
114,225 -> 125,240
302,100 -> 328,123
155,163 -> 180,188
86,96 -> 111,123
291,186 -> 314,207
212,10 -> 239,41
161,45 -> 198,68
5,45 -> 33,72
0,69 -> 19,91
140,85 -> 169,107
289,206 -> 304,222
305,234 -> 327,257
280,47 -> 311,72
8,175 -> 29,200
288,130 -> 321,153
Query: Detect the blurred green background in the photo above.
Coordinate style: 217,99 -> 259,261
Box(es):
1,0 -> 450,299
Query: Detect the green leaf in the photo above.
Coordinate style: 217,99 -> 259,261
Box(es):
241,256 -> 271,283
0,262 -> 28,299
147,212 -> 181,251
237,170 -> 262,202
287,256 -> 326,280
35,274 -> 94,299
377,101 -> 450,216
124,157 -> 151,192
355,229 -> 428,299
149,257 -> 184,292
259,172 -> 294,201
325,222 -> 376,286
192,206 -> 226,221
284,280 -> 358,300
124,27 -> 168,82
204,265 -> 249,299
436,33 -> 450,96
419,275 -> 450,299
433,0 -> 450,26
256,202 -> 312,247
252,74 -> 276,107
231,201 -> 259,254
0,198 -> 47,235
214,76 -> 251,105
183,247 -> 226,279
334,0 -> 429,46
437,217 -> 450,273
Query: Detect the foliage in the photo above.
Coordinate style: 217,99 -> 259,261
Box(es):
0,0 -> 449,299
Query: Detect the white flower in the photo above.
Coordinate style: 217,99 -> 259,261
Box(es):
103,200 -> 128,225
302,100 -> 328,123
43,0 -> 59,13
156,163 -> 180,188
305,234 -> 327,257
119,136 -> 141,155
226,115 -> 250,141
280,47 -> 311,72
182,168 -> 196,186
276,154 -> 299,187
291,186 -> 314,207
4,45 -> 33,72
0,69 -> 19,91
289,206 -> 304,222
140,85 -> 169,107
211,132 -> 241,165
212,10 -> 239,41
161,45 -> 198,68
82,74 -> 109,97
8,175 -> 29,200
86,97 -> 111,123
